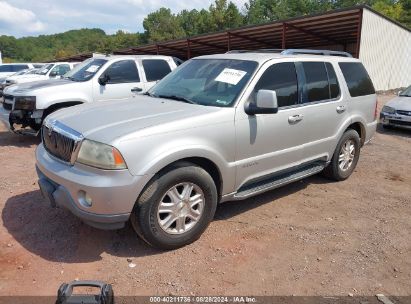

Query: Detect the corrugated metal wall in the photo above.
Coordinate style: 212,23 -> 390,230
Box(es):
360,9 -> 411,90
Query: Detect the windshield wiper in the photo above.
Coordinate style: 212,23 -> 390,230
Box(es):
399,94 -> 411,97
157,94 -> 197,104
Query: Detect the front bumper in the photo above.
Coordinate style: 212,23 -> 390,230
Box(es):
380,112 -> 411,129
36,144 -> 153,230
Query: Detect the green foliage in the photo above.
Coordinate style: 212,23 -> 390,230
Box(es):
0,0 -> 409,62
0,28 -> 143,62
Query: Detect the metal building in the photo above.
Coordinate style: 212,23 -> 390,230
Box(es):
60,6 -> 411,90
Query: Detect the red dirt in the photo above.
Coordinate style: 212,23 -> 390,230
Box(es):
0,94 -> 410,296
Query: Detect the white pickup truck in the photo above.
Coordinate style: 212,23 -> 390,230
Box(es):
0,55 -> 180,134
4,62 -> 77,87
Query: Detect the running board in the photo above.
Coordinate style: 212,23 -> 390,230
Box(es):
234,162 -> 326,200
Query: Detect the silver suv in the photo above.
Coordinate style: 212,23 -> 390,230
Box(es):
36,50 -> 378,249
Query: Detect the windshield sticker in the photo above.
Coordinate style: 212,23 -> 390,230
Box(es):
215,68 -> 247,85
85,65 -> 100,73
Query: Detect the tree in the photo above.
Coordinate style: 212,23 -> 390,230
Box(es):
143,8 -> 185,42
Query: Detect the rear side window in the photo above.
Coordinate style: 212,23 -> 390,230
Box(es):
254,62 -> 298,107
302,62 -> 329,102
338,62 -> 375,97
325,63 -> 340,99
104,60 -> 140,84
142,59 -> 172,82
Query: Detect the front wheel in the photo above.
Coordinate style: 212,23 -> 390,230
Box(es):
130,162 -> 218,249
322,129 -> 361,181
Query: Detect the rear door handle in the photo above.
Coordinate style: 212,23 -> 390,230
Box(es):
131,87 -> 143,93
336,105 -> 346,113
288,114 -> 304,124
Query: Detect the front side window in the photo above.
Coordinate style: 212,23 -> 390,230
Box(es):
254,62 -> 299,107
302,62 -> 330,103
143,59 -> 172,82
338,62 -> 375,97
150,59 -> 258,107
103,60 -> 140,84
64,58 -> 107,82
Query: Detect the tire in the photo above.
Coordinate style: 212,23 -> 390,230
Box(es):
130,162 -> 218,250
322,129 -> 361,181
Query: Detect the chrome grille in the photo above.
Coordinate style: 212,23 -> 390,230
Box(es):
42,121 -> 83,164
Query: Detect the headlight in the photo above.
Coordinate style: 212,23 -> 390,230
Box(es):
76,139 -> 127,170
382,105 -> 396,114
14,96 -> 36,110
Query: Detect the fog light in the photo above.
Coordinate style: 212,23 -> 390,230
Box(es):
78,190 -> 92,207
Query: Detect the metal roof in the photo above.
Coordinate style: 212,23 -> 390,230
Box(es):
56,5 -> 410,62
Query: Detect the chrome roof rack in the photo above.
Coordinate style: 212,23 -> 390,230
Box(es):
227,48 -> 352,57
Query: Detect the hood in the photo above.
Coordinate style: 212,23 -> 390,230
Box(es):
385,96 -> 411,111
48,96 -> 230,144
6,79 -> 75,95
13,74 -> 47,81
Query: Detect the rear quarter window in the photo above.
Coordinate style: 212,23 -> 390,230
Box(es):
142,59 -> 172,82
338,62 -> 375,97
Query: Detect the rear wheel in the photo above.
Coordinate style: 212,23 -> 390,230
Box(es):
130,162 -> 218,249
322,129 -> 361,181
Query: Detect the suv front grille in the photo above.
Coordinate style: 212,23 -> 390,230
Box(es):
42,122 -> 83,164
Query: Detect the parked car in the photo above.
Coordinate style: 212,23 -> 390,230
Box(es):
380,85 -> 411,129
0,55 -> 178,134
0,68 -> 39,96
0,63 -> 43,79
4,62 -> 77,86
35,50 -> 377,249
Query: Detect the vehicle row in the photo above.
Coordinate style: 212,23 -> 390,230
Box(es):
0,55 -> 179,134
1,49 -> 402,250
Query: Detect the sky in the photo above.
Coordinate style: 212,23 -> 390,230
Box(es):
0,0 -> 248,38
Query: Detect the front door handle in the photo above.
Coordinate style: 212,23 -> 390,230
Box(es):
336,105 -> 346,113
131,87 -> 143,93
288,114 -> 304,124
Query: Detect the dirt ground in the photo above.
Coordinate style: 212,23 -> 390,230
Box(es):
0,94 -> 410,297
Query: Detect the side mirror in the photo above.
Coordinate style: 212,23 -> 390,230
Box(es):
245,90 -> 279,115
397,90 -> 402,96
98,74 -> 110,86
49,71 -> 58,77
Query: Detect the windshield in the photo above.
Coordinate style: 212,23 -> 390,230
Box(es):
13,69 -> 29,76
36,64 -> 54,75
64,58 -> 107,82
399,86 -> 411,97
149,59 -> 258,107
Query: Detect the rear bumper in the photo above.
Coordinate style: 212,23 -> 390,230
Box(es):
364,120 -> 378,144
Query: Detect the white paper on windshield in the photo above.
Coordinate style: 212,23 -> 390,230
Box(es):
215,68 -> 247,85
86,65 -> 99,73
